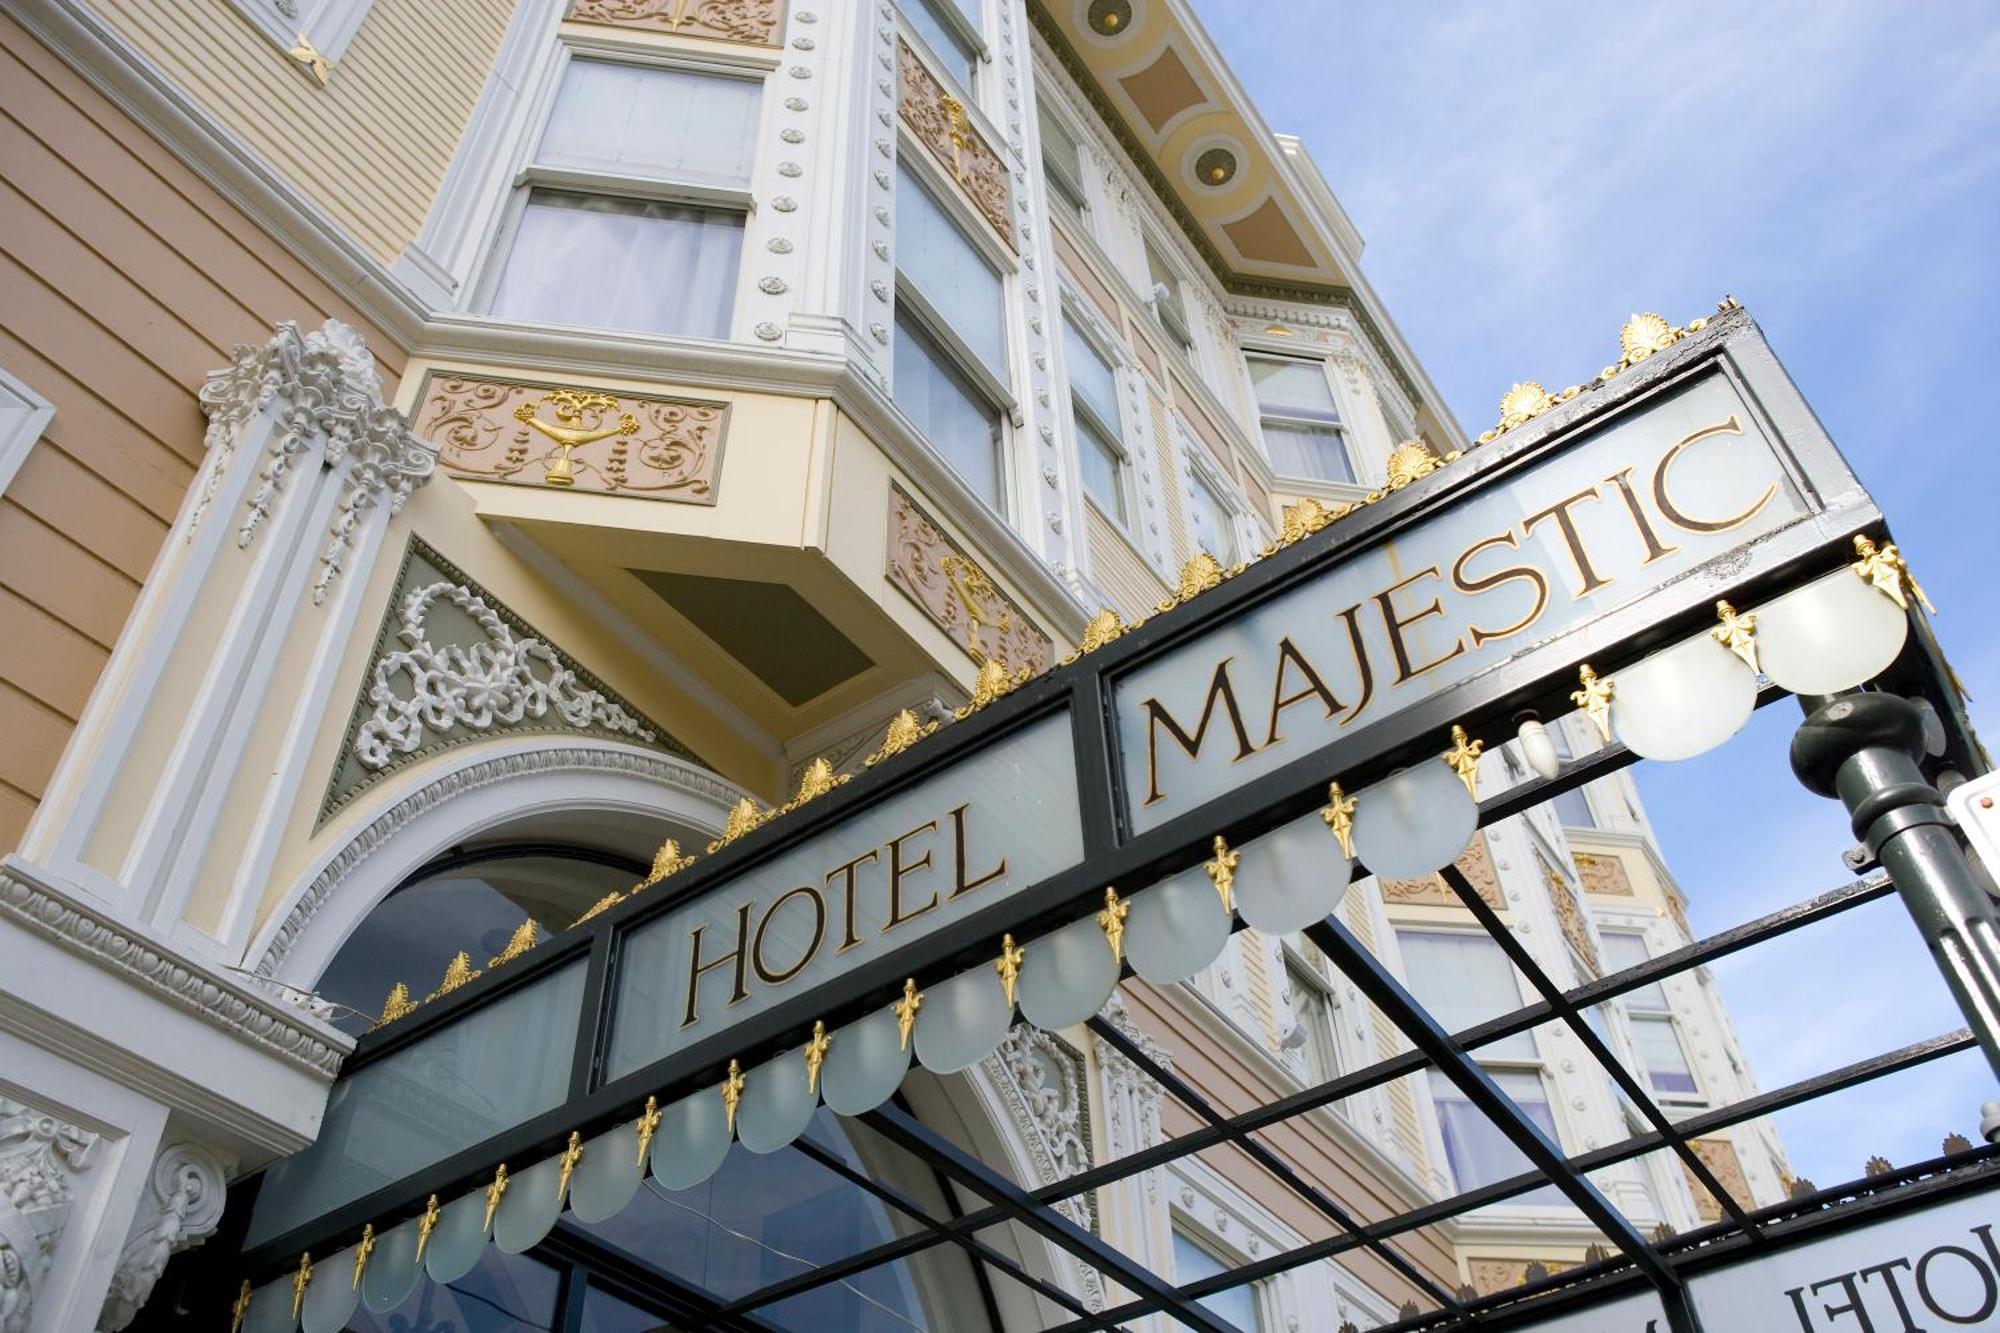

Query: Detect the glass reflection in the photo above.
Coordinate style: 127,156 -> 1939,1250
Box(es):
317,851 -> 636,1035
346,1245 -> 559,1332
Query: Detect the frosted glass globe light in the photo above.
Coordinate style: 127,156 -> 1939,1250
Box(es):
1351,759 -> 1476,880
1755,567 -> 1908,696
1610,633 -> 1756,762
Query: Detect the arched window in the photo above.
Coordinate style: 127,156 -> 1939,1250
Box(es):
315,845 -> 641,1036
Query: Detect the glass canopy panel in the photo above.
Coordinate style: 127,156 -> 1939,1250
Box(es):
347,1246 -> 561,1333
244,961 -> 587,1246
608,714 -> 1079,1081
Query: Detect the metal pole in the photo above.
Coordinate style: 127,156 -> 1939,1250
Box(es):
1792,691 -> 2000,1080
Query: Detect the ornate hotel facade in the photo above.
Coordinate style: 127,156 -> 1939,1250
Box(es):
0,1 -> 1791,1328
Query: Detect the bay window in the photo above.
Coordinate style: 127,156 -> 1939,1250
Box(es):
1063,316 -> 1130,524
1601,932 -> 1701,1100
483,57 -> 758,339
895,163 -> 1010,510
1190,472 -> 1239,564
1246,352 -> 1355,484
898,0 -> 981,91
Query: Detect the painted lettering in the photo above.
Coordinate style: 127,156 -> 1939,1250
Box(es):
948,803 -> 1006,899
1374,567 -> 1465,685
751,885 -> 826,985
825,849 -> 878,952
1651,415 -> 1776,533
1142,658 -> 1258,806
1522,485 -> 1613,599
1605,465 -> 1680,564
1450,530 -> 1552,649
682,900 -> 755,1027
1264,635 -> 1344,747
885,820 -> 940,930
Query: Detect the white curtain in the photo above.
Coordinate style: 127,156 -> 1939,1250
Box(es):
491,192 -> 742,339
895,166 -> 1006,377
1397,930 -> 1538,1060
894,319 -> 1000,505
540,59 -> 760,188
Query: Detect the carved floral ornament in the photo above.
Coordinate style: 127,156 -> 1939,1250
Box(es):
897,40 -> 1014,244
0,1097 -> 99,1333
193,320 -> 437,605
566,0 -> 785,45
414,374 -> 726,504
886,485 -> 1052,672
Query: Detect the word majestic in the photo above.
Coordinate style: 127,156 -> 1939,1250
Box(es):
1115,374 -> 1808,829
607,717 -> 1081,1077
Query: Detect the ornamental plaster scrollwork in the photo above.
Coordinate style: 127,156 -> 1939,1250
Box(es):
97,1142 -> 231,1333
980,1027 -> 1105,1311
566,0 -> 784,44
192,320 -> 437,605
896,41 -> 1014,245
886,486 -> 1052,672
0,1097 -> 99,1333
323,541 -> 700,819
1093,993 -> 1169,1205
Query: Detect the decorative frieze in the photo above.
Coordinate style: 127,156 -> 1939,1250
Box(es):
1468,1257 -> 1569,1297
1541,855 -> 1601,976
1378,838 -> 1503,910
322,540 -> 701,819
566,0 -> 784,44
897,40 -> 1014,245
1683,1137 -> 1751,1222
1572,850 -> 1636,897
887,485 -> 1053,671
0,1096 -> 98,1333
414,374 -> 726,504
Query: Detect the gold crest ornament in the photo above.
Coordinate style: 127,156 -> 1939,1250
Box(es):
415,1194 -> 441,1263
572,891 -> 625,928
352,1224 -> 375,1291
1059,608 -> 1128,664
866,708 -> 941,765
1158,553 -> 1226,612
426,951 -> 480,1002
374,981 -> 416,1029
1320,782 -> 1357,858
954,657 -> 1032,719
894,978 -> 924,1052
487,918 -> 538,970
231,1280 -> 252,1333
1710,600 -> 1760,674
804,1021 -> 831,1094
634,1095 -> 662,1169
1097,886 -> 1130,963
640,838 -> 694,888
1203,836 -> 1240,914
995,934 -> 1025,1008
1570,663 -> 1615,744
707,797 -> 770,853
557,1131 -> 584,1203
782,757 -> 849,813
722,1059 -> 746,1136
1852,534 -> 1935,613
1444,725 -> 1484,801
513,390 -> 639,487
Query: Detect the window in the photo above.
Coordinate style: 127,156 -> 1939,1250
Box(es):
1427,1068 -> 1563,1200
1190,473 -> 1239,564
898,0 -> 980,91
1040,102 -> 1089,225
484,59 -> 758,339
895,164 -> 1009,509
1145,238 -> 1194,353
1172,1227 -> 1266,1332
1063,317 -> 1129,523
1544,724 -> 1597,827
1246,353 -> 1355,484
1285,956 -> 1341,1086
1396,930 -> 1537,1061
1601,933 -> 1701,1099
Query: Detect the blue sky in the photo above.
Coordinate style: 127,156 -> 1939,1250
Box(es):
1194,3 -> 2000,1190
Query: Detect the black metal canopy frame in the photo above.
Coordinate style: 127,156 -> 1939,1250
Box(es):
184,309 -> 2000,1333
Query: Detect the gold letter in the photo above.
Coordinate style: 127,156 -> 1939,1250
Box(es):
1604,465 -> 1679,564
1451,531 -> 1551,648
1336,602 -> 1375,725
825,849 -> 877,952
1374,567 -> 1466,685
1142,658 -> 1259,807
1651,415 -> 1775,533
948,803 -> 1007,899
683,900 -> 755,1028
885,820 -> 939,930
753,885 -> 826,985
1523,486 -> 1612,599
1264,635 -> 1344,747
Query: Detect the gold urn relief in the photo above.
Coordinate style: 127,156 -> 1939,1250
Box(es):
514,390 -> 639,488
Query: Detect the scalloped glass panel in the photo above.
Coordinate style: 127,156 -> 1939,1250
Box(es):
1756,567 -> 1908,695
242,1277 -> 297,1333
1352,760 -> 1475,881
245,962 -> 585,1247
821,1005 -> 911,1117
736,1051 -> 819,1153
650,1087 -> 731,1190
568,1122 -> 643,1224
298,1245 -> 360,1333
494,1156 -> 565,1254
1017,915 -> 1117,1031
423,1190 -> 490,1285
359,1220 -> 422,1314
1126,865 -> 1229,984
914,965 -> 1012,1074
1237,809 -> 1353,934
1611,633 -> 1757,762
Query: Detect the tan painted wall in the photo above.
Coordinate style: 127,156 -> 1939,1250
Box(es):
0,11 -> 406,852
1084,504 -> 1165,624
87,0 -> 514,263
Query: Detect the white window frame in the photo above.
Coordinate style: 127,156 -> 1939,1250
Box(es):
1240,348 -> 1359,487
1169,1218 -> 1275,1333
1183,448 -> 1245,566
894,0 -> 987,99
230,0 -> 374,68
1144,233 -> 1195,354
892,148 -> 1019,518
0,367 -> 56,500
462,42 -> 767,339
1279,945 -> 1344,1091
1601,929 -> 1707,1105
1037,96 -> 1092,232
1060,309 -> 1133,529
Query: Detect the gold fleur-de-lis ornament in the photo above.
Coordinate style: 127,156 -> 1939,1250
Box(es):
1203,835 -> 1240,914
1710,600 -> 1760,674
804,1021 -> 832,1094
635,1095 -> 663,1169
1570,663 -> 1615,744
1320,782 -> 1357,858
995,934 -> 1025,1008
415,1194 -> 441,1262
1444,725 -> 1484,801
482,1164 -> 509,1235
352,1223 -> 376,1291
557,1131 -> 584,1203
1852,534 -> 1935,613
894,978 -> 924,1052
291,1252 -> 313,1320
722,1059 -> 746,1137
1097,887 -> 1130,962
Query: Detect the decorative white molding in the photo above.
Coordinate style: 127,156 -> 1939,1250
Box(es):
0,1096 -> 99,1333
1093,992 -> 1168,1207
0,865 -> 347,1080
353,580 -> 656,771
0,367 -> 55,501
96,1141 -> 230,1333
192,320 -> 438,605
258,744 -> 741,981
979,1025 -> 1105,1312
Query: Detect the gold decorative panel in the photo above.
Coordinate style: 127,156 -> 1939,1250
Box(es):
567,0 -> 784,44
1379,838 -> 1503,910
1541,855 -> 1600,977
1469,1258 -> 1569,1298
1683,1138 -> 1751,1222
887,485 -> 1051,672
1573,850 -> 1636,897
897,41 -> 1014,246
415,374 -> 726,504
